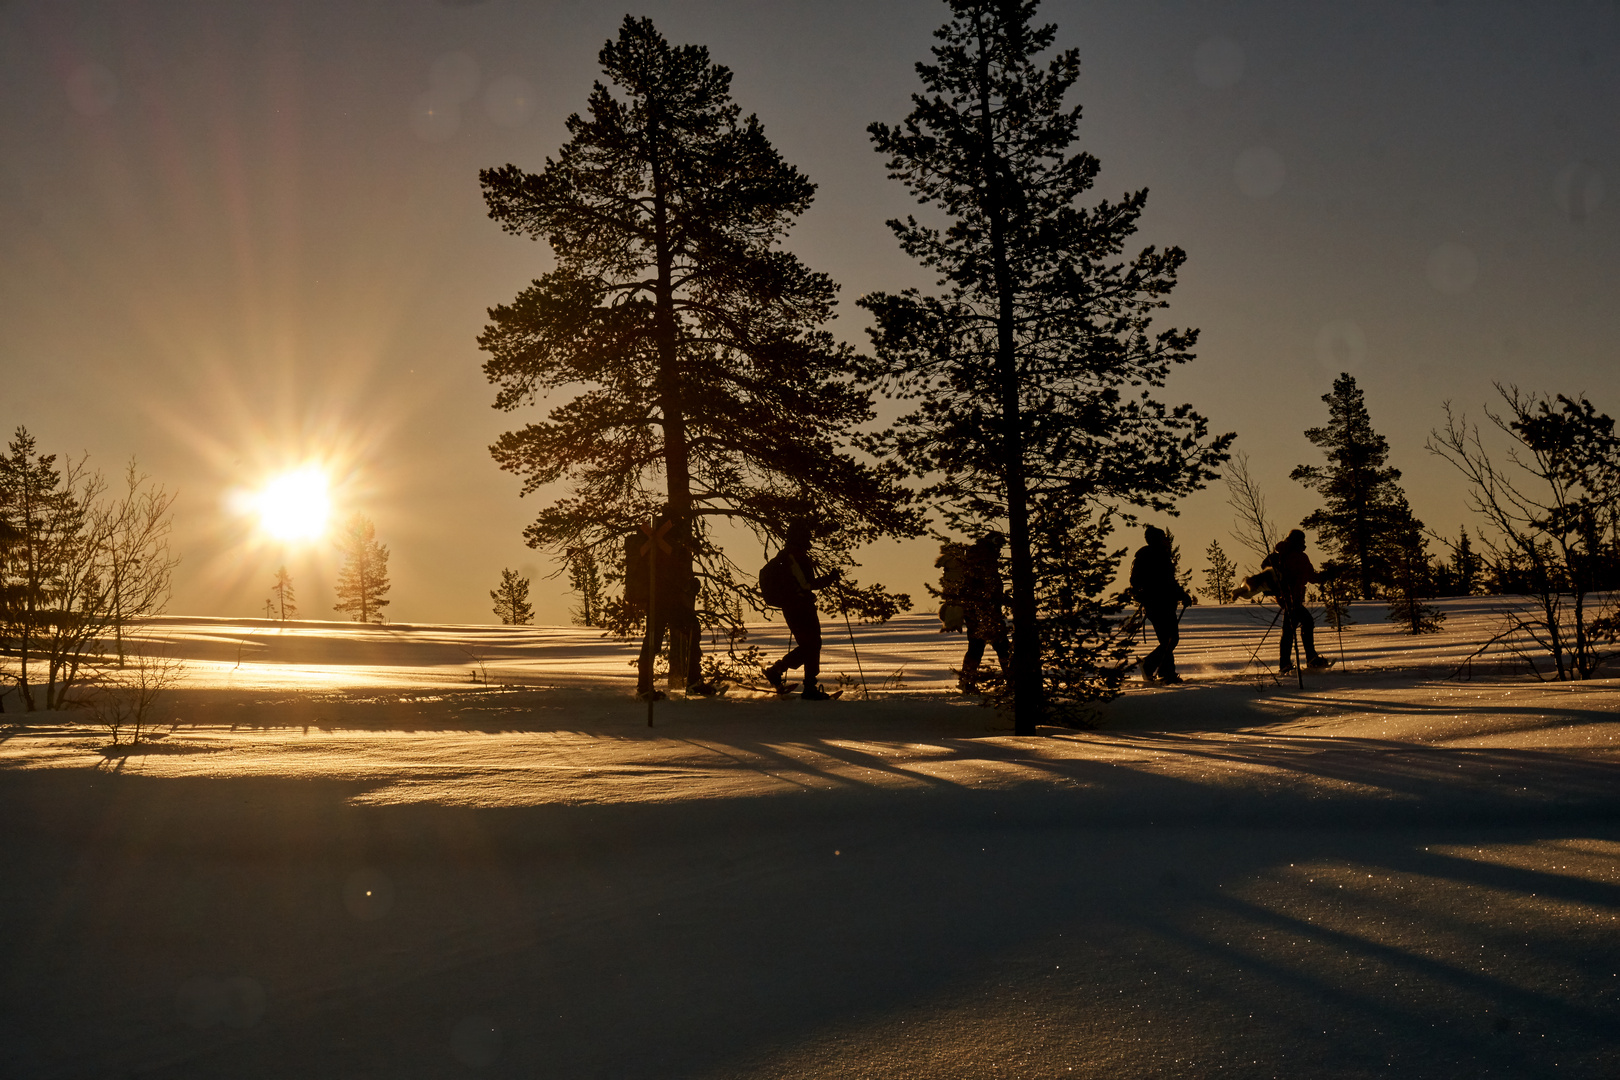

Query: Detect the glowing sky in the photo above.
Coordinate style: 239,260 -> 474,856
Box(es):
0,0 -> 1614,623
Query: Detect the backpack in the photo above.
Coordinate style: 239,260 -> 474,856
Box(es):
935,543 -> 969,631
624,532 -> 650,608
759,550 -> 800,607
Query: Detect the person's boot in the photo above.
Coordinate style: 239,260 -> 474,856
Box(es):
1306,655 -> 1334,670
801,683 -> 832,700
762,664 -> 790,694
637,687 -> 666,702
685,681 -> 718,696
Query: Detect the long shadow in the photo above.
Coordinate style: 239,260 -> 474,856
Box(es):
3,750 -> 1620,1078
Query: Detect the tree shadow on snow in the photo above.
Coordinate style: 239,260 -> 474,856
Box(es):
2,749 -> 1619,1078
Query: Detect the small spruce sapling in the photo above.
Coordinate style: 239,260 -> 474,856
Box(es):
1203,540 -> 1236,604
271,566 -> 297,621
492,568 -> 534,626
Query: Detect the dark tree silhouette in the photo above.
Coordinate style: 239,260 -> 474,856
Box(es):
1384,503 -> 1445,634
1452,526 -> 1482,596
491,568 -> 534,626
565,548 -> 603,627
0,430 -> 176,709
478,17 -> 919,642
858,0 -> 1231,730
0,428 -> 71,709
1429,386 -> 1619,679
1291,373 -> 1414,600
333,515 -> 390,624
1203,539 -> 1236,604
271,566 -> 297,621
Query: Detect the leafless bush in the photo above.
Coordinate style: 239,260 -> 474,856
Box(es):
1225,451 -> 1278,564
1429,386 -> 1619,679
82,639 -> 185,744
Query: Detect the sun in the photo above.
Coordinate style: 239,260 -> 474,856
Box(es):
255,467 -> 332,541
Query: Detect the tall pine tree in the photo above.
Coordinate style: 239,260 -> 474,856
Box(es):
1291,372 -> 1413,599
478,17 -> 918,636
859,0 -> 1231,730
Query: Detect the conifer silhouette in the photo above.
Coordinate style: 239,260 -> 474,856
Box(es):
858,0 -> 1231,729
478,17 -> 918,637
333,515 -> 390,623
491,568 -> 533,626
1291,373 -> 1415,599
1203,540 -> 1236,604
271,566 -> 296,621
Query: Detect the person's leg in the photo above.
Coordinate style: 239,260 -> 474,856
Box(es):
768,602 -> 816,686
790,605 -> 822,684
1298,605 -> 1323,663
990,634 -> 1011,673
1278,604 -> 1298,671
1145,605 -> 1181,679
961,637 -> 987,690
1140,613 -> 1162,679
680,614 -> 713,691
637,614 -> 667,695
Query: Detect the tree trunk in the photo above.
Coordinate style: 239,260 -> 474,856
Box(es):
648,113 -> 697,675
977,28 -> 1042,734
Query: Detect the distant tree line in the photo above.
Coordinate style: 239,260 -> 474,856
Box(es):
1208,373 -> 1618,679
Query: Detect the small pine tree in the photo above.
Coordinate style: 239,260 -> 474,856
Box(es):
491,568 -> 534,626
271,566 -> 297,621
1291,373 -> 1416,599
1203,540 -> 1236,604
1452,525 -> 1481,596
1384,508 -> 1445,634
566,548 -> 603,627
333,514 -> 391,623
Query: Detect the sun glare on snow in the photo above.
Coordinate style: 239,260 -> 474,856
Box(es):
255,468 -> 332,541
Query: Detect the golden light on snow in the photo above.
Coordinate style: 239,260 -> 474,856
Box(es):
253,467 -> 332,541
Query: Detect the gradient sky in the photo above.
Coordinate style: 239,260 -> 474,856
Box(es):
1,0 -> 1614,625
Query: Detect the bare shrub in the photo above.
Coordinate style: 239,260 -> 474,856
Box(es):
83,638 -> 184,745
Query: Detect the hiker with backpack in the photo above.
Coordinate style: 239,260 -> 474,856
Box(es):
759,521 -> 841,700
625,513 -> 716,701
1129,524 -> 1195,683
936,533 -> 1011,693
1265,529 -> 1333,675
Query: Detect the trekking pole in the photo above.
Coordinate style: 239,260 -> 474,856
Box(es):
839,596 -> 870,700
1294,623 -> 1305,690
1241,606 -> 1283,673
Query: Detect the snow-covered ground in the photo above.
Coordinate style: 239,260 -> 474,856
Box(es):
2,597 -> 1617,1078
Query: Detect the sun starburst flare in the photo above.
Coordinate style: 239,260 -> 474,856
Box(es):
254,467 -> 332,542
